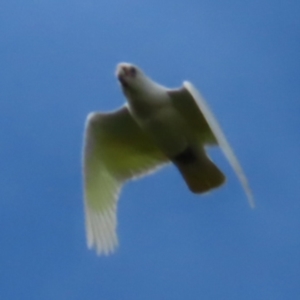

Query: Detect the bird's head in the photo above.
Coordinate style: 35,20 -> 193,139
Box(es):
116,63 -> 146,91
116,62 -> 166,101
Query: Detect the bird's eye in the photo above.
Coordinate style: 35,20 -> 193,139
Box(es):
129,66 -> 137,77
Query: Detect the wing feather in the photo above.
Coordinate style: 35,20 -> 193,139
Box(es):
183,81 -> 255,208
83,106 -> 168,255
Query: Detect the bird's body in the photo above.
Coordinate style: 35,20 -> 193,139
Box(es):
132,99 -> 188,157
83,63 -> 254,255
119,65 -> 187,158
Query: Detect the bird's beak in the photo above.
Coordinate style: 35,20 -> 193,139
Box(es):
116,65 -> 131,88
117,73 -> 128,88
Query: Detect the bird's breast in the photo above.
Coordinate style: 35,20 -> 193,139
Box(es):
137,106 -> 189,157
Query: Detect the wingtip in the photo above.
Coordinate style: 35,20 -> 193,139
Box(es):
87,235 -> 119,256
248,194 -> 256,209
84,205 -> 119,256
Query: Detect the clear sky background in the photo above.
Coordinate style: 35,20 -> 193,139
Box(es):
1,0 -> 300,299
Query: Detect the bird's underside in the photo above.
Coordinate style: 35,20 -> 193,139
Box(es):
82,62 -> 254,255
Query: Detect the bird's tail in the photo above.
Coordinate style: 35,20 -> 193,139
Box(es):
172,147 -> 225,194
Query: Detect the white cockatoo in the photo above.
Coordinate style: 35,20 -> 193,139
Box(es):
83,63 -> 254,255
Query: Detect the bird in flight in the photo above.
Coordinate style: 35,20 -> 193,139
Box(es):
83,63 -> 254,255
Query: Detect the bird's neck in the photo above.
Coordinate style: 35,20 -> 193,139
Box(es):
125,79 -> 170,119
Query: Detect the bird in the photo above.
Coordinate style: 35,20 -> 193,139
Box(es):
82,62 -> 254,255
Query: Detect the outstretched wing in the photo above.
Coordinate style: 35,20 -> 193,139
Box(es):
169,82 -> 254,208
83,106 -> 168,255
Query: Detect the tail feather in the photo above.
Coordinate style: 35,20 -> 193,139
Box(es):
172,147 -> 225,194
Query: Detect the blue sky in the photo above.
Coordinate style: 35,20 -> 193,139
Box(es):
1,0 -> 300,299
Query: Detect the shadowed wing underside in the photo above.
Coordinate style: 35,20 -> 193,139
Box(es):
83,106 -> 168,254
